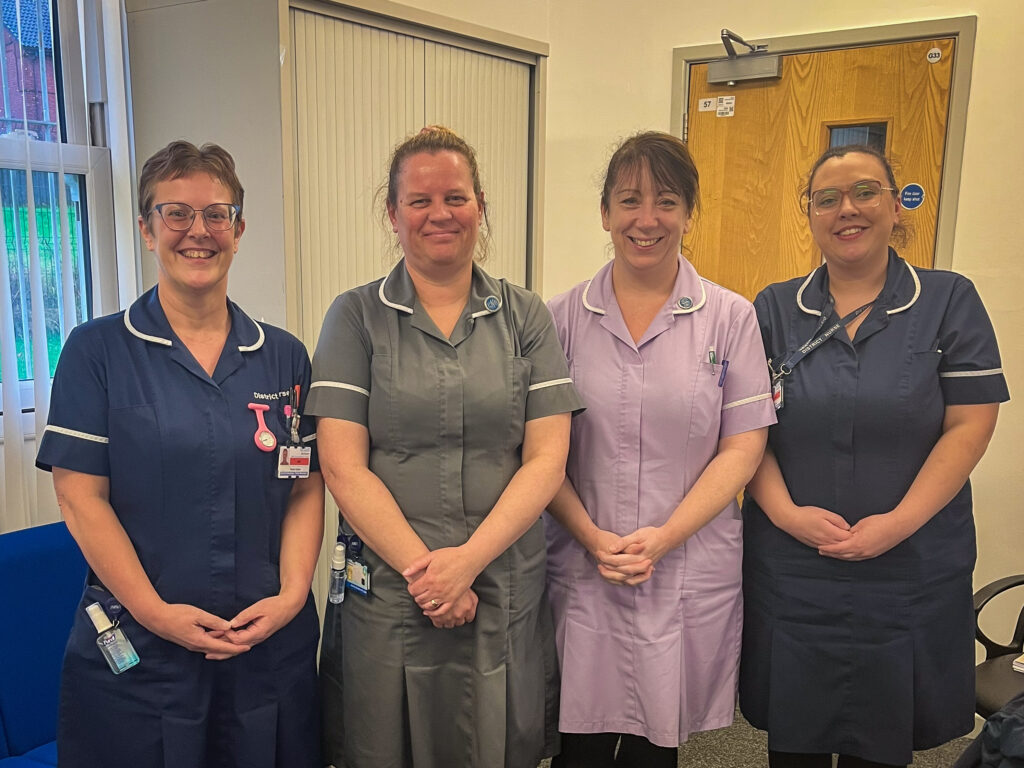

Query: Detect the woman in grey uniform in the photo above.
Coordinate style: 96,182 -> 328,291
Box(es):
308,126 -> 583,768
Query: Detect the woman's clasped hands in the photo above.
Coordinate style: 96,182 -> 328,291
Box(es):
586,527 -> 673,587
403,546 -> 481,629
775,504 -> 913,561
144,594 -> 307,660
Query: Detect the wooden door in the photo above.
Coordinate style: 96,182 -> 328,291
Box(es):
685,38 -> 954,301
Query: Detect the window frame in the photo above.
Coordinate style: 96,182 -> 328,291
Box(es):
0,0 -> 117,443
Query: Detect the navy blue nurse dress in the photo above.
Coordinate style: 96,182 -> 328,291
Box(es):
740,251 -> 1009,765
35,286 -> 321,768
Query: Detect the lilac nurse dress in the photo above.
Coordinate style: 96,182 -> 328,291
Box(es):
545,256 -> 776,747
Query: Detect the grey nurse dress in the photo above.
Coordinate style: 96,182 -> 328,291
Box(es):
307,259 -> 583,768
740,251 -> 1009,765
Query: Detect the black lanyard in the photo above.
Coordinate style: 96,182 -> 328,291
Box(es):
771,297 -> 874,381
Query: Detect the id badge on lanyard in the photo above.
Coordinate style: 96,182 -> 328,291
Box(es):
275,385 -> 311,479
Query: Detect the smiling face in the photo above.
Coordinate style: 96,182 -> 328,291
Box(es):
807,152 -> 900,274
602,164 -> 691,282
139,173 -> 244,300
387,150 -> 482,279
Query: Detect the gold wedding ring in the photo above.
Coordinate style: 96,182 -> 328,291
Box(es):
430,599 -> 440,608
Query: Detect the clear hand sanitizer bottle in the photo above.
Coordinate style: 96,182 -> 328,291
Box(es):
86,602 -> 140,674
329,543 -> 347,604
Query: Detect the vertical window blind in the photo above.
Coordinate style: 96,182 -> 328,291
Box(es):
290,5 -> 532,348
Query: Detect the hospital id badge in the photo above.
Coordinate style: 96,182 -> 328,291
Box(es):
772,378 -> 784,411
345,558 -> 371,596
277,445 -> 312,479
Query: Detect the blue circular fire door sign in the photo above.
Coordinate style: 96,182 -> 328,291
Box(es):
900,183 -> 925,210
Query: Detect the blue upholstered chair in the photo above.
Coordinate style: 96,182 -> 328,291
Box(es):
0,522 -> 87,767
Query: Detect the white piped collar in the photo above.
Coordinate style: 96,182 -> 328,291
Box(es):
580,255 -> 707,316
377,258 -> 505,319
581,279 -> 605,315
796,249 -> 921,317
795,266 -> 825,316
123,286 -> 265,352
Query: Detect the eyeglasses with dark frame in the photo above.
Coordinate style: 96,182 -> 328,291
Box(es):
150,202 -> 241,231
809,180 -> 897,216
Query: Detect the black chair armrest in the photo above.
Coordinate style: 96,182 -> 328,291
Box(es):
974,574 -> 1024,659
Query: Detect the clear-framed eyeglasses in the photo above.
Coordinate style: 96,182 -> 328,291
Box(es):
809,180 -> 897,215
150,202 -> 241,231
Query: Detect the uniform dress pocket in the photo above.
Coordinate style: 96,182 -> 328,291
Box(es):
690,361 -> 725,439
904,346 -> 942,398
898,347 -> 945,441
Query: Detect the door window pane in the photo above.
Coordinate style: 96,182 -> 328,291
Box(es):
829,122 -> 887,153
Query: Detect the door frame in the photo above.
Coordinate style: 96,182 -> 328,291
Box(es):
670,16 -> 977,271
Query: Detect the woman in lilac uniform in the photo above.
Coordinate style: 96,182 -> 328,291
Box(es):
740,145 -> 1007,767
545,131 -> 776,767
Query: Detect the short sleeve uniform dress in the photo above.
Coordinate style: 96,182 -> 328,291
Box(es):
307,259 -> 583,768
35,286 -> 321,768
740,251 -> 1010,765
545,256 -> 777,747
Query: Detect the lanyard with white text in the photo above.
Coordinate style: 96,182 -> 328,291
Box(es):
770,297 -> 874,383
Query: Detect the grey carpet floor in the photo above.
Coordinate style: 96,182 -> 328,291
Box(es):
538,711 -> 971,767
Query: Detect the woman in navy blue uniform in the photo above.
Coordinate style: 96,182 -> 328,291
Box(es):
36,141 -> 324,767
740,145 -> 1008,768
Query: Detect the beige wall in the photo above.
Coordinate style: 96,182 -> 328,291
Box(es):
126,0 -> 1022,638
126,0 -> 287,324
401,0 -> 1024,635
549,0 -> 1023,635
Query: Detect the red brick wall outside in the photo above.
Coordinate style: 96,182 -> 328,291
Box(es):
1,25 -> 58,141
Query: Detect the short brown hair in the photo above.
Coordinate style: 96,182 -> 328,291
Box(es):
138,140 -> 244,223
383,126 -> 490,261
601,131 -> 700,216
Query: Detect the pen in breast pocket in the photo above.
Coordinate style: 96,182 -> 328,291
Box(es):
708,346 -> 717,367
718,360 -> 729,388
